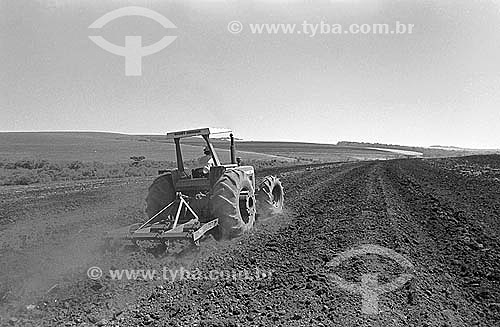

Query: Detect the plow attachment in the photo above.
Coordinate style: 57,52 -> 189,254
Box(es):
104,193 -> 218,248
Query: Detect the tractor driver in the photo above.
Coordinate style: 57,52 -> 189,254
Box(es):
198,147 -> 214,174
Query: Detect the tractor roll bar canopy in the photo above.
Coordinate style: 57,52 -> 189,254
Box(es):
166,128 -> 232,139
166,128 -> 233,174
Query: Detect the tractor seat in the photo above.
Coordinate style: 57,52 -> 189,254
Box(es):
192,167 -> 208,179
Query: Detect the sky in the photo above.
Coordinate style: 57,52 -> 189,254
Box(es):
1,0 -> 500,148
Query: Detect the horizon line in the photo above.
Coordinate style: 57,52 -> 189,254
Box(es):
0,129 -> 498,151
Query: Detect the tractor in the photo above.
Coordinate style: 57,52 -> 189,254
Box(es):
105,128 -> 284,249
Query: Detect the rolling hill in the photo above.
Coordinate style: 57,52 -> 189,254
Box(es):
0,132 -> 410,164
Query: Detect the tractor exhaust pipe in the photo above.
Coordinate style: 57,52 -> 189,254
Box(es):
230,133 -> 236,164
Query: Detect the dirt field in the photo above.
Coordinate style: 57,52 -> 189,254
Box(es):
0,156 -> 499,326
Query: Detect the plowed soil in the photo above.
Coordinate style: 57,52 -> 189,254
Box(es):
1,156 -> 499,326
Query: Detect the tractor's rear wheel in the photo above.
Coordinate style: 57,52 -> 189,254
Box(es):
210,170 -> 256,240
256,176 -> 284,219
145,173 -> 176,220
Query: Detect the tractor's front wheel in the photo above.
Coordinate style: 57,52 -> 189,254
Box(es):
210,170 -> 256,240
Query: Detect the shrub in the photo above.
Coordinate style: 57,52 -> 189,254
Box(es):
8,173 -> 37,185
37,172 -> 52,183
16,160 -> 35,169
68,161 -> 83,170
4,162 -> 16,169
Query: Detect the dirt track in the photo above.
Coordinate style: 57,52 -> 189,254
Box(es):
1,157 -> 499,326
